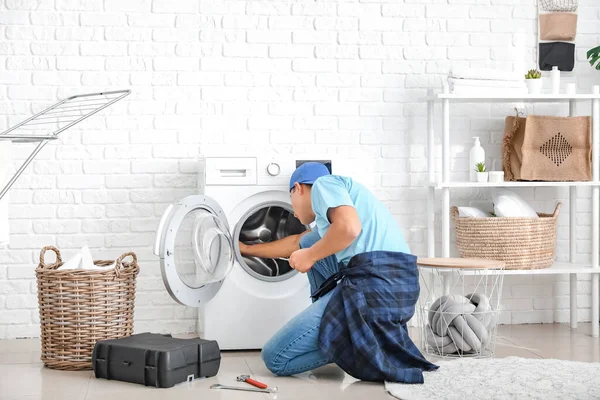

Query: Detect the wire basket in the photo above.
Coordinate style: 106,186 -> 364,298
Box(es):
35,246 -> 139,370
417,260 -> 505,358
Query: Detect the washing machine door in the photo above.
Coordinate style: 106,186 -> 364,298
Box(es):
154,195 -> 234,307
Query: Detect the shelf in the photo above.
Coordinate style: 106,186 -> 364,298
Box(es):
424,83 -> 600,336
424,262 -> 600,276
429,181 -> 600,189
423,93 -> 600,102
502,262 -> 600,275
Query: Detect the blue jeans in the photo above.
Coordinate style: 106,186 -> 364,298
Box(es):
261,232 -> 339,376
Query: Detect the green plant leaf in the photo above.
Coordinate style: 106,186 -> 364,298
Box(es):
588,46 -> 600,70
525,69 -> 541,79
474,161 -> 486,172
587,46 -> 600,59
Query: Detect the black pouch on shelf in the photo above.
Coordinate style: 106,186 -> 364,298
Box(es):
539,42 -> 575,71
92,333 -> 221,388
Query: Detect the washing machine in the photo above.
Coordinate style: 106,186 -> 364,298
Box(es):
154,156 -> 334,349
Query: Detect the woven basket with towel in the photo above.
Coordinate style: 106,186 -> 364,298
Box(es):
35,246 -> 139,370
451,203 -> 561,270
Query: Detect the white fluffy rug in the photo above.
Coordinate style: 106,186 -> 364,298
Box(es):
385,357 -> 600,400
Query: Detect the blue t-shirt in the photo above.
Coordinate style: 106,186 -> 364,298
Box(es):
311,175 -> 411,265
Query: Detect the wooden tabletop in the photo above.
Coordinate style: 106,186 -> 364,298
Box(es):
417,257 -> 506,270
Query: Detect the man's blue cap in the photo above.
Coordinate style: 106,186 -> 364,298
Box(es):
289,162 -> 330,191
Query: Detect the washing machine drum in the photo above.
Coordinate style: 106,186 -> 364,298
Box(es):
236,204 -> 306,282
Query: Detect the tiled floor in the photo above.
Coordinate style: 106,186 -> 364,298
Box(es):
1,323 -> 598,400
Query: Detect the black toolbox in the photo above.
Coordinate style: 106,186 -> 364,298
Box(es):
92,333 -> 220,388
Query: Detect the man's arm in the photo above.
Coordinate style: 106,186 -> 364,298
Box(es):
306,206 -> 361,261
289,206 -> 361,272
239,230 -> 310,259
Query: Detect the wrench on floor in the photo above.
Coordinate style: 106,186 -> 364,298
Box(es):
210,383 -> 278,394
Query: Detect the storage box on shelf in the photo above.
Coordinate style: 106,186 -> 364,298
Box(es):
424,87 -> 600,337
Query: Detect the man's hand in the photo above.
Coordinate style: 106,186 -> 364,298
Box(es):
289,248 -> 317,273
236,232 -> 309,259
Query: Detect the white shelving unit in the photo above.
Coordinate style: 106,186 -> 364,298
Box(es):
425,87 -> 600,337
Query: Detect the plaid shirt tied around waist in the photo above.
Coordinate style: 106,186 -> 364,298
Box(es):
318,251 -> 439,384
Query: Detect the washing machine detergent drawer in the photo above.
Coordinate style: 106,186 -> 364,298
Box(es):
92,333 -> 221,388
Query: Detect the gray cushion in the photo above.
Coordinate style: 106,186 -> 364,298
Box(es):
426,293 -> 494,355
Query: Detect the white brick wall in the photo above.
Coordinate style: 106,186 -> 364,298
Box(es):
1,0 -> 600,339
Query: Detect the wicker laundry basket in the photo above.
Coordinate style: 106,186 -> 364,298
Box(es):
35,246 -> 139,370
450,203 -> 561,270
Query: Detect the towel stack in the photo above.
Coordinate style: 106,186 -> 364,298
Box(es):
448,67 -> 527,95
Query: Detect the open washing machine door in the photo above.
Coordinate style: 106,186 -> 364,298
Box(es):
154,195 -> 234,307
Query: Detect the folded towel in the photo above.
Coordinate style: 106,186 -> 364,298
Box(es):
450,66 -> 522,82
57,245 -> 116,270
450,86 -> 528,96
448,77 -> 525,88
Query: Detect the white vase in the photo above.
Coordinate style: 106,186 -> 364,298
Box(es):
469,137 -> 485,182
526,79 -> 543,94
476,172 -> 489,183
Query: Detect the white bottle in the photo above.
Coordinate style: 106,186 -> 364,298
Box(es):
551,66 -> 560,95
469,137 -> 485,182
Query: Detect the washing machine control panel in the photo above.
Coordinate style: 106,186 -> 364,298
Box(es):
258,157 -> 335,186
204,156 -> 337,187
266,162 -> 281,176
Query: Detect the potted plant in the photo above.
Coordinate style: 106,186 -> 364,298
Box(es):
525,69 -> 542,94
587,46 -> 600,70
475,162 -> 488,183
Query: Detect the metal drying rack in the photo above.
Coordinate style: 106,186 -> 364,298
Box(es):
0,90 -> 131,201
